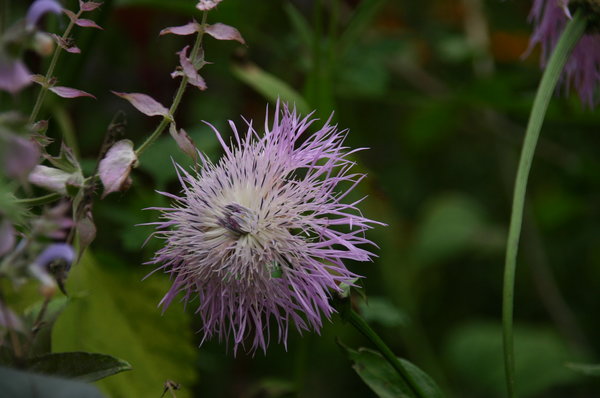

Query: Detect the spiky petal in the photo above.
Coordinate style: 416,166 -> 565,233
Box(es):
147,103 -> 381,354
527,0 -> 600,106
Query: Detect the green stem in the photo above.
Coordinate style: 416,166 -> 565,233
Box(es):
502,10 -> 586,398
29,9 -> 82,124
16,192 -> 62,206
347,308 -> 426,398
135,11 -> 208,158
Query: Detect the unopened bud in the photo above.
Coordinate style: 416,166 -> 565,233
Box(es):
33,32 -> 55,57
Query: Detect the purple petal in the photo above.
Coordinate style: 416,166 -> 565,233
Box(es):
160,21 -> 200,36
0,58 -> 32,94
1,134 -> 41,178
26,0 -> 63,28
35,243 -> 75,270
79,1 -> 102,12
196,0 -> 223,11
50,86 -> 96,99
111,91 -> 170,117
205,23 -> 245,44
169,123 -> 197,160
98,139 -> 138,198
0,220 -> 15,257
174,46 -> 207,90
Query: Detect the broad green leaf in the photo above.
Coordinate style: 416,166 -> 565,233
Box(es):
444,322 -> 581,397
342,345 -> 444,398
566,362 -> 600,377
0,365 -> 105,398
232,63 -> 310,114
413,194 -> 499,266
27,352 -> 131,382
52,252 -> 197,398
359,297 -> 409,328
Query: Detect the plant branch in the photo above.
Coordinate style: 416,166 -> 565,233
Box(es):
29,9 -> 82,124
135,11 -> 208,158
502,10 -> 586,398
345,307 -> 427,398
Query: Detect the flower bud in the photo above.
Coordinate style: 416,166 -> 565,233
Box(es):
32,32 -> 55,57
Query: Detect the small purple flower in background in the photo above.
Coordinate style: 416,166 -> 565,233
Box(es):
528,0 -> 600,106
0,57 -> 32,94
148,103 -> 381,354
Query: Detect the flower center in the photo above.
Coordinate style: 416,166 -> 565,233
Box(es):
217,203 -> 255,235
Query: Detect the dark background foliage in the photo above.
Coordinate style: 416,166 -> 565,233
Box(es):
3,0 -> 600,397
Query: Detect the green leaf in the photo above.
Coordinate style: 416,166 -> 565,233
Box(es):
358,297 -> 409,328
413,194 -> 494,266
52,252 -> 198,398
566,362 -> 600,377
444,322 -> 581,397
338,0 -> 387,54
27,352 -> 131,382
0,365 -> 105,398
284,3 -> 313,49
232,63 -> 310,114
342,345 -> 444,398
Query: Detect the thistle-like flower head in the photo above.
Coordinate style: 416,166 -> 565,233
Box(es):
147,103 -> 381,354
528,0 -> 600,106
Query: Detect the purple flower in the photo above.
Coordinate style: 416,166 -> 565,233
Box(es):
527,0 -> 600,106
0,57 -> 32,94
26,0 -> 63,29
147,103 -> 381,354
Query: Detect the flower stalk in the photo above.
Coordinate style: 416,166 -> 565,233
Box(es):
135,11 -> 208,158
502,9 -> 586,398
29,9 -> 82,125
344,307 -> 427,398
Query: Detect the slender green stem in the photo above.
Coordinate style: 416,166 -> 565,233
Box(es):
347,308 -> 426,398
29,10 -> 82,124
502,10 -> 586,398
15,192 -> 62,206
135,11 -> 208,158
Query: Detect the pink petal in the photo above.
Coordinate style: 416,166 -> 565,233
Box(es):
0,58 -> 32,94
76,215 -> 96,260
63,8 -> 77,21
169,123 -> 197,160
1,134 -> 40,178
0,220 -> 16,257
50,86 -> 96,99
75,18 -> 103,29
175,46 -> 207,90
51,34 -> 81,54
0,302 -> 24,332
196,0 -> 223,11
111,91 -> 170,117
98,139 -> 138,198
28,165 -> 73,194
79,1 -> 102,12
205,23 -> 245,44
160,21 -> 200,36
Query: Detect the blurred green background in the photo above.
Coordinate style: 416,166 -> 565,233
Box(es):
3,0 -> 600,397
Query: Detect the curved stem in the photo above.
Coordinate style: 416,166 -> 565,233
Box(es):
135,11 -> 208,158
502,10 -> 586,398
29,10 -> 82,124
346,308 -> 427,398
16,192 -> 62,207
